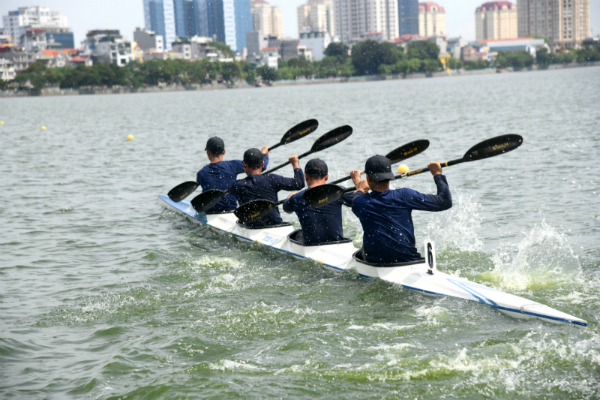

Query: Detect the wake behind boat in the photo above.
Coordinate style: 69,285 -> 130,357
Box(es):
158,194 -> 587,328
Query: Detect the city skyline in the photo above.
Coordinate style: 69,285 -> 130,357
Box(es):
1,0 -> 599,46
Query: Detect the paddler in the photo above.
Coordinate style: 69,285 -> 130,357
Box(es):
283,159 -> 370,244
352,155 -> 452,264
196,137 -> 269,213
228,148 -> 305,228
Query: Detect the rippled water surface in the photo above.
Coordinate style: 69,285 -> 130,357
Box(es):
1,67 -> 600,399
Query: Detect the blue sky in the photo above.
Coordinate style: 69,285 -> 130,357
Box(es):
1,0 -> 599,45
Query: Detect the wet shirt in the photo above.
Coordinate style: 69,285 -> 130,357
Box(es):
229,168 -> 305,228
196,155 -> 268,213
283,187 -> 362,245
352,175 -> 452,264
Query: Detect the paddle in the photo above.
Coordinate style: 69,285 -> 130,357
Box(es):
306,134 -> 524,209
302,139 -> 430,208
166,119 -> 319,202
234,199 -> 286,223
192,125 -> 353,213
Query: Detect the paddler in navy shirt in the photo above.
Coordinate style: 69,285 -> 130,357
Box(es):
229,148 -> 305,228
283,159 -> 370,244
196,137 -> 269,213
352,155 -> 452,264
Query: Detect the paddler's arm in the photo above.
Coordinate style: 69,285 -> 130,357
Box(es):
282,192 -> 296,214
340,170 -> 370,206
271,155 -> 305,191
403,162 -> 452,211
261,146 -> 269,171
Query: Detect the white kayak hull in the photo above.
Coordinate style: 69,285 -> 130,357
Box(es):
158,194 -> 587,327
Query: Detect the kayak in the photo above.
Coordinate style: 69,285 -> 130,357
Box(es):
158,194 -> 587,327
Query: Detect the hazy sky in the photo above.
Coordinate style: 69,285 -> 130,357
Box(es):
1,0 -> 599,45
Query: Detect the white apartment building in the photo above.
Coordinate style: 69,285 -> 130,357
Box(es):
251,0 -> 283,39
133,27 -> 164,52
517,0 -> 590,47
2,6 -> 68,45
298,0 -> 335,39
475,1 -> 518,40
0,58 -> 16,81
333,0 -> 399,44
81,30 -> 133,67
299,29 -> 332,61
419,2 -> 446,37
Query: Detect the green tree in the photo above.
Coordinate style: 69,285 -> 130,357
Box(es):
351,40 -> 403,75
536,48 -> 551,68
220,62 -> 241,84
407,40 -> 440,60
324,42 -> 349,62
211,41 -> 235,57
0,78 -> 7,90
256,65 -> 278,83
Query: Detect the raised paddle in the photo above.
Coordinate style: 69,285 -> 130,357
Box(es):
234,199 -> 286,223
306,134 -> 524,209
166,119 -> 319,202
301,139 -> 430,208
192,125 -> 354,213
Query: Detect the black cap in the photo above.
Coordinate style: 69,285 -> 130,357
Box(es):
243,148 -> 263,169
305,159 -> 328,177
205,137 -> 225,155
365,155 -> 395,182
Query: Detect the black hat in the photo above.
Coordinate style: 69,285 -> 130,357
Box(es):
365,155 -> 395,182
205,137 -> 225,155
305,159 -> 328,177
243,148 -> 263,169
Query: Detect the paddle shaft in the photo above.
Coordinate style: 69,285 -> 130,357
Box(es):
395,158 -> 464,179
262,149 -> 313,175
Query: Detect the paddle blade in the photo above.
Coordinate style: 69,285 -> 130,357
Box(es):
168,181 -> 199,202
464,134 -> 524,162
234,199 -> 278,223
191,189 -> 226,213
310,125 -> 353,153
385,139 -> 430,164
281,119 -> 319,144
302,184 -> 346,209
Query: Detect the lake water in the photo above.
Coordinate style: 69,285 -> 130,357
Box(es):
1,66 -> 599,399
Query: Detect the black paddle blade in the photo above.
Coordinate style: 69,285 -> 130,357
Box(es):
385,139 -> 430,164
168,181 -> 199,202
234,199 -> 278,223
310,125 -> 353,153
191,189 -> 226,213
464,134 -> 524,161
281,119 -> 319,144
302,184 -> 346,209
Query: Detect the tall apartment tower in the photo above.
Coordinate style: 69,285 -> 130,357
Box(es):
251,0 -> 283,39
398,0 -> 419,35
475,1 -> 518,40
297,0 -> 335,38
143,0 -> 176,49
332,0 -> 399,44
2,6 -> 70,46
418,2 -> 446,37
517,0 -> 590,47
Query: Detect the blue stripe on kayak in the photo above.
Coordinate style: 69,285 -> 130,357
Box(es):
158,195 -> 587,328
446,278 -> 489,305
446,279 -> 499,307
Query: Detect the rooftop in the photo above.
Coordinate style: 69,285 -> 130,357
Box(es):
477,1 -> 515,12
419,2 -> 445,13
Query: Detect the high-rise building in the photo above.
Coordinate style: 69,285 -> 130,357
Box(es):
251,0 -> 283,39
475,2 -> 517,40
517,0 -> 590,47
398,0 -> 419,35
2,6 -> 73,47
333,0 -> 399,44
298,0 -> 335,38
418,2 -> 446,37
174,0 -> 198,38
143,0 -> 177,49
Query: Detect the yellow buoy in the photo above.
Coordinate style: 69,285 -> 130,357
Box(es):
127,135 -> 134,141
0,121 -> 4,125
397,164 -> 409,174
41,126 -> 46,130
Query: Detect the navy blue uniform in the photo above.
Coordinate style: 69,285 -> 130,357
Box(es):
196,155 -> 269,213
352,175 -> 452,264
229,169 -> 305,228
283,187 -> 362,245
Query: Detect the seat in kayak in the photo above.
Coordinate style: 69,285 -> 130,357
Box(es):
352,250 -> 426,268
235,221 -> 293,230
287,229 -> 353,247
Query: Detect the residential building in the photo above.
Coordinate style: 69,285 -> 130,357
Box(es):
298,0 -> 335,39
37,49 -> 67,67
418,2 -> 446,36
0,46 -> 38,72
22,29 -> 47,51
280,39 -> 299,61
172,38 -> 193,58
205,0 -> 252,51
447,36 -> 468,58
517,0 -> 590,47
299,29 -> 332,61
298,45 -> 314,61
398,0 -> 419,35
260,46 -> 279,68
246,30 -> 269,55
81,30 -> 133,66
143,0 -> 177,50
0,58 -> 16,81
333,0 -> 399,44
475,1 -> 518,40
462,46 -> 488,61
134,27 -> 165,52
2,6 -> 69,45
394,33 -> 425,49
251,0 -> 283,39
69,55 -> 93,67
476,37 -> 546,56
41,27 -> 74,49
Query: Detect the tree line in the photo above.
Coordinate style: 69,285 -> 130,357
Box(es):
1,40 -> 599,91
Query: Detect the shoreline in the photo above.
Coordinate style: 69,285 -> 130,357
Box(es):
1,61 -> 598,98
